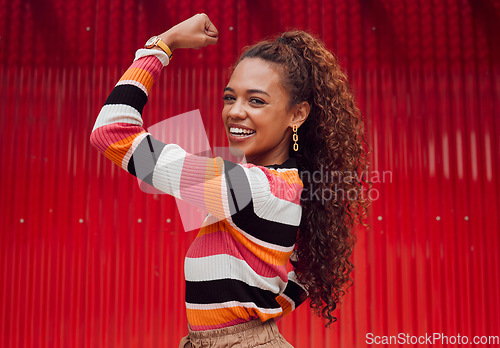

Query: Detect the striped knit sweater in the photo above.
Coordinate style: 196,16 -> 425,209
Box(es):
90,48 -> 307,331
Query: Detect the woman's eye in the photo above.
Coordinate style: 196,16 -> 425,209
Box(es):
222,95 -> 265,105
222,95 -> 235,101
250,98 -> 265,105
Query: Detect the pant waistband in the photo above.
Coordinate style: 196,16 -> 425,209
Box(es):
188,319 -> 277,339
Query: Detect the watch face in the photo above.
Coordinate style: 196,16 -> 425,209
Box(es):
145,36 -> 157,47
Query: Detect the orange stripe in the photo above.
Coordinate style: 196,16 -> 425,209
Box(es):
268,169 -> 303,186
104,131 -> 145,167
227,222 -> 292,266
199,215 -> 224,231
276,295 -> 293,317
186,306 -> 281,326
203,157 -> 226,219
197,220 -> 292,266
187,306 -> 252,326
119,68 -> 154,94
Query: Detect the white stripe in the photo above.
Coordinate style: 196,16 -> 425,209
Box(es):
185,301 -> 283,314
184,254 -> 286,293
244,166 -> 302,225
153,150 -> 232,221
116,79 -> 149,96
272,167 -> 299,173
255,193 -> 302,225
151,143 -> 187,199
201,163 -> 261,222
224,166 -> 300,248
121,132 -> 148,170
150,148 -> 299,239
92,104 -> 143,132
134,48 -> 170,67
220,172 -> 231,219
244,166 -> 272,213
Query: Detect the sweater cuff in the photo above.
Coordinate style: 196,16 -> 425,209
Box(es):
134,48 -> 170,67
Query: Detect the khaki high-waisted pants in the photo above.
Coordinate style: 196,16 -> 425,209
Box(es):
178,319 -> 294,347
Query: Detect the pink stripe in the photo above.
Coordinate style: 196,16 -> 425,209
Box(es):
186,230 -> 288,282
179,154 -> 209,211
278,182 -> 302,204
90,123 -> 144,153
263,170 -> 303,204
189,316 -> 259,331
130,55 -> 163,81
242,163 -> 302,204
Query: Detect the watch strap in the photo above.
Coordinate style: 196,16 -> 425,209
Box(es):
155,39 -> 173,59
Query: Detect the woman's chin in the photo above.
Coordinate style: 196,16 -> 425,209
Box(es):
228,146 -> 247,161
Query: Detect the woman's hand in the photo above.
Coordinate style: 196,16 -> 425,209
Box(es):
158,13 -> 218,51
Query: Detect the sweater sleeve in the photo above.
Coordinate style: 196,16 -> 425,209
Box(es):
275,270 -> 308,319
90,48 -> 303,234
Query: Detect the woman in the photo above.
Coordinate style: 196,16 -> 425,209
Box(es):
91,13 -> 371,348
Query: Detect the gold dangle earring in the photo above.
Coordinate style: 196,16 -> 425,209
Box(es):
292,124 -> 299,151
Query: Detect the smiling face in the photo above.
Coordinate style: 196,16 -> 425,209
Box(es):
222,57 -> 299,166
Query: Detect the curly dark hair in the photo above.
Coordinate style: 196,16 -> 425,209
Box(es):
235,30 -> 373,326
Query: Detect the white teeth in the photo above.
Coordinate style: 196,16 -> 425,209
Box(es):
229,127 -> 255,135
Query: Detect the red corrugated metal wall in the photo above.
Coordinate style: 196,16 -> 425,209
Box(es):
1,0 -> 499,347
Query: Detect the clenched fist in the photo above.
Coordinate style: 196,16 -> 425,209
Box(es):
158,13 -> 218,51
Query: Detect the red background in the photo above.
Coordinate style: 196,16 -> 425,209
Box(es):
1,0 -> 499,347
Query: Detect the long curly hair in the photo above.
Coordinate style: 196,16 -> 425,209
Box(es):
235,30 -> 373,326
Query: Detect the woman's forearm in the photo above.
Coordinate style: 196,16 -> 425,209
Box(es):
90,49 -> 169,167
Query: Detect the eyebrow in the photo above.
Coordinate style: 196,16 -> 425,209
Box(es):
223,86 -> 270,97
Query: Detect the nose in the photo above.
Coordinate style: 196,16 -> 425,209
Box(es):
227,99 -> 247,119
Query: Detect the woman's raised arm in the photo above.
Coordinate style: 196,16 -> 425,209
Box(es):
89,14 -> 302,250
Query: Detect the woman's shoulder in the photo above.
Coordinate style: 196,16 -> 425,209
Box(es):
236,157 -> 303,207
239,157 -> 302,185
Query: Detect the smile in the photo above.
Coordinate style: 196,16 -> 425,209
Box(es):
228,127 -> 256,142
230,127 -> 256,135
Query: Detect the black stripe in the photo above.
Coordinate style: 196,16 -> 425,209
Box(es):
264,157 -> 297,170
128,157 -> 136,176
223,160 -> 299,247
231,199 -> 299,247
185,279 -> 280,309
104,84 -> 148,114
127,135 -> 165,186
224,161 -> 252,216
283,279 -> 307,307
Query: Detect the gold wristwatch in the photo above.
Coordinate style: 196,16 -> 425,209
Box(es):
145,36 -> 173,60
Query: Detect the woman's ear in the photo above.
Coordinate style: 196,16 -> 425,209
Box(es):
290,101 -> 310,128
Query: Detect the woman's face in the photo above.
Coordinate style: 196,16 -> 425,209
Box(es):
222,57 -> 298,166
